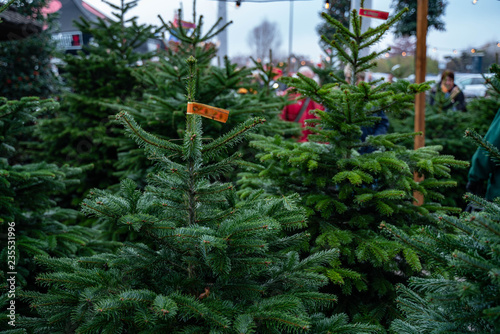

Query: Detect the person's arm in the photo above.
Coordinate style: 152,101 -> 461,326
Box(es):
429,86 -> 438,106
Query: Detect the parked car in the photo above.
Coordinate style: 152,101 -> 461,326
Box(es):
456,73 -> 494,100
404,74 -> 440,84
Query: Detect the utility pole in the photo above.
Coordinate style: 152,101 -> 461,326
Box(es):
351,0 -> 371,58
287,1 -> 294,75
413,0 -> 428,205
217,1 -> 228,66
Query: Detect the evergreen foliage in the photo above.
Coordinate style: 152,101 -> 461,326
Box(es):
313,54 -> 343,86
103,10 -> 293,184
466,63 -> 500,128
390,0 -> 448,37
0,0 -> 60,99
0,97 -> 117,330
33,0 -> 161,205
18,57 -> 380,334
316,0 -> 351,51
237,6 -> 468,328
388,95 -> 475,209
315,0 -> 351,85
385,129 -> 500,333
389,63 -> 500,208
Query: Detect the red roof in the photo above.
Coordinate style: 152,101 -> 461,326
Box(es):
81,1 -> 107,19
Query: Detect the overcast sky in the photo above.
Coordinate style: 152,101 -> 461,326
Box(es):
85,0 -> 499,63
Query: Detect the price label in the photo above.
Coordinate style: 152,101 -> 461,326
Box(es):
187,102 -> 230,123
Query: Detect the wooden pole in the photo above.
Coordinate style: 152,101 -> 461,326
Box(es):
413,0 -> 428,206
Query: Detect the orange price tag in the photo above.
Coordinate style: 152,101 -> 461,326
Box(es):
359,8 -> 389,20
187,102 -> 230,123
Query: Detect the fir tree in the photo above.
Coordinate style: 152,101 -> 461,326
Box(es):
314,0 -> 351,87
316,0 -> 350,53
389,63 -> 500,208
390,0 -> 448,37
0,97 -> 117,330
388,92 -> 476,208
19,57 -> 380,334
105,10 -> 293,185
386,128 -> 500,333
237,5 -> 468,328
33,0 -> 161,205
0,0 -> 60,99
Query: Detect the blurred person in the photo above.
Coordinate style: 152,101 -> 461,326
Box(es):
430,70 -> 466,111
344,65 -> 390,154
365,71 -> 373,83
280,66 -> 324,142
466,107 -> 500,208
270,67 -> 288,94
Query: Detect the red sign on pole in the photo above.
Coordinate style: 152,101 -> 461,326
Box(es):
359,8 -> 389,20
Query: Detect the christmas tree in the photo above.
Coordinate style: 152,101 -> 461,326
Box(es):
0,97 -> 117,330
33,0 -> 161,205
237,5 -> 468,328
19,57 -> 380,334
389,63 -> 500,208
107,9 -> 293,185
0,0 -> 60,100
387,127 -> 500,333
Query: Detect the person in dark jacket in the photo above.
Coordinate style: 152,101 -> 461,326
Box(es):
466,107 -> 500,202
430,70 -> 466,111
344,66 -> 390,154
358,111 -> 390,154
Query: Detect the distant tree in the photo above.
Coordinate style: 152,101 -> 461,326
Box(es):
389,36 -> 416,57
316,0 -> 351,51
0,0 -> 60,99
247,18 -> 282,61
445,41 -> 500,74
481,41 -> 500,71
372,55 -> 439,78
444,51 -> 472,73
230,54 -> 251,67
33,0 -> 160,207
391,0 -> 448,37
